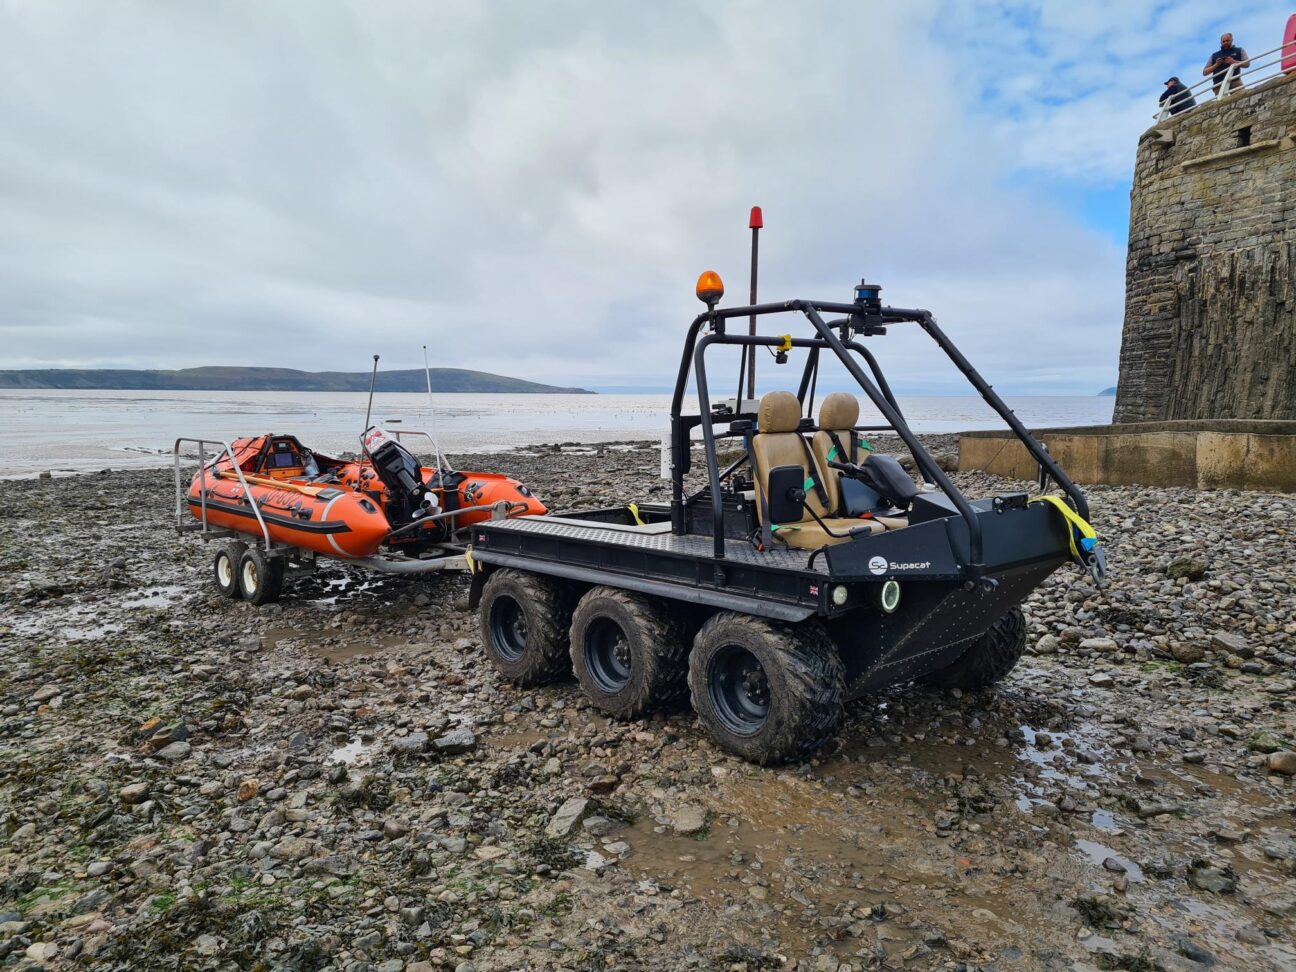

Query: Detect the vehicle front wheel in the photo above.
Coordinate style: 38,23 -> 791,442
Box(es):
479,570 -> 573,686
688,613 -> 844,765
921,606 -> 1026,691
238,547 -> 285,605
213,542 -> 247,598
569,588 -> 688,719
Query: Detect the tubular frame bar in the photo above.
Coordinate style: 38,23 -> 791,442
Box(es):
173,437 -> 273,550
669,297 -> 1095,577
691,324 -> 984,572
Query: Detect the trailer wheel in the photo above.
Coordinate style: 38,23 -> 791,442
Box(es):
569,588 -> 689,719
688,613 -> 844,765
922,606 -> 1026,691
479,570 -> 573,686
238,548 -> 285,605
213,542 -> 247,598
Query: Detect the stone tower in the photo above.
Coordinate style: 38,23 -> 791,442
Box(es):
1114,73 -> 1296,423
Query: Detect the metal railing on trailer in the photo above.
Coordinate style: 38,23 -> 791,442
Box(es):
667,297 -> 1089,584
173,437 -> 273,550
1156,37 -> 1296,122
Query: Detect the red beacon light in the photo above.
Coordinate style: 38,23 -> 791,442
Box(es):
695,269 -> 724,307
749,206 -> 763,229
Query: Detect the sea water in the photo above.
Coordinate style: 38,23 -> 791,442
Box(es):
0,389 -> 1114,477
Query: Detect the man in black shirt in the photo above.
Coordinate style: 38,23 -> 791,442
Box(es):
1160,76 -> 1197,115
1203,33 -> 1250,95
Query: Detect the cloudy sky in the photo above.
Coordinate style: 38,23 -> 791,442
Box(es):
1,1 -> 1289,392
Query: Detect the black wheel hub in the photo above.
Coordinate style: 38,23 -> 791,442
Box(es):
708,644 -> 770,736
489,597 -> 528,661
584,617 -> 633,693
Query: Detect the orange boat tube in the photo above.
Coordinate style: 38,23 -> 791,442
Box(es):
187,470 -> 392,558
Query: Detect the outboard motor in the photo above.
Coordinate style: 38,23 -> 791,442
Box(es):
362,425 -> 439,525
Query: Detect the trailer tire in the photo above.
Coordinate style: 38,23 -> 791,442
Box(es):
569,588 -> 689,719
479,570 -> 573,687
214,542 -> 247,598
238,548 -> 285,605
688,613 -> 844,765
922,606 -> 1026,691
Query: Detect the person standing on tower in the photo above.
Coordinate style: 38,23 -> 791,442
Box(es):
1203,32 -> 1250,95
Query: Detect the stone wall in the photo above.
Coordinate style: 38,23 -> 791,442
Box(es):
1114,72 -> 1296,422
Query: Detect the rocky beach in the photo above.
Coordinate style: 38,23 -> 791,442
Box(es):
2,440 -> 1294,971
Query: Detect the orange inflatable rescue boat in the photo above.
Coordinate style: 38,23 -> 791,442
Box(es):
184,427 -> 545,561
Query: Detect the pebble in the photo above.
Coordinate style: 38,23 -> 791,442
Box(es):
1079,638 -> 1118,653
672,805 -> 708,836
390,731 -> 429,754
1267,751 -> 1296,775
544,797 -> 590,838
30,683 -> 60,703
119,782 -> 149,804
432,728 -> 477,754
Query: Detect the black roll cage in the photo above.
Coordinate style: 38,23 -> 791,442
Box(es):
667,297 -> 1089,580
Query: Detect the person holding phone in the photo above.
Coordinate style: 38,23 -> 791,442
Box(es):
1203,33 -> 1250,95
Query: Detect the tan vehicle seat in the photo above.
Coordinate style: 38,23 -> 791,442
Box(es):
811,392 -> 908,530
750,391 -> 884,550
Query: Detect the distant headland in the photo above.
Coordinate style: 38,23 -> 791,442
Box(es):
0,366 -> 594,395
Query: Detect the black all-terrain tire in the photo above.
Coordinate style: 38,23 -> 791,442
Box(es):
479,570 -> 574,686
922,606 -> 1027,691
688,612 -> 845,765
237,548 -> 285,605
213,542 -> 247,598
569,588 -> 689,719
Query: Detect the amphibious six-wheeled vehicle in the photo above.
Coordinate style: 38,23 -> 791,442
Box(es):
467,268 -> 1104,764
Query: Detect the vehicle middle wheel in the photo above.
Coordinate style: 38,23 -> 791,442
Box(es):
921,606 -> 1027,691
688,612 -> 845,765
238,547 -> 285,605
213,541 -> 247,598
478,569 -> 574,686
569,588 -> 688,719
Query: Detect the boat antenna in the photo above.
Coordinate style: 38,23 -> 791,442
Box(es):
422,344 -> 449,474
363,353 -> 379,435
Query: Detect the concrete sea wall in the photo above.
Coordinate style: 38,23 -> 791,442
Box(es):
960,421 -> 1296,492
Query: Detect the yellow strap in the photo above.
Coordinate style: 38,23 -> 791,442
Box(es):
627,502 -> 645,526
776,334 -> 792,352
1029,495 -> 1098,559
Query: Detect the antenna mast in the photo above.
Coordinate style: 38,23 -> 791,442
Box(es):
423,344 -> 447,474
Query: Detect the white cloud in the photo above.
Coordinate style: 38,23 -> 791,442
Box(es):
0,0 -> 1162,393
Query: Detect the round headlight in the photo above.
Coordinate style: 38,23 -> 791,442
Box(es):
831,584 -> 849,607
880,580 -> 901,613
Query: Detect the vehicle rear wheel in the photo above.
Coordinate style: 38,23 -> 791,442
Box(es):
238,547 -> 285,605
921,606 -> 1026,691
569,588 -> 689,719
213,542 -> 247,598
479,569 -> 573,686
688,613 -> 844,765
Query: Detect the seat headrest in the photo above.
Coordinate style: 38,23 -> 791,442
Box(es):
757,391 -> 802,433
818,392 -> 859,431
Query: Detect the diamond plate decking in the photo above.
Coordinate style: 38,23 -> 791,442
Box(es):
479,516 -> 828,574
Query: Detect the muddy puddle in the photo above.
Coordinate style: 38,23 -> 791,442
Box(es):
261,626 -> 417,663
121,584 -> 187,609
614,771 -> 1035,964
603,696 -> 1294,967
